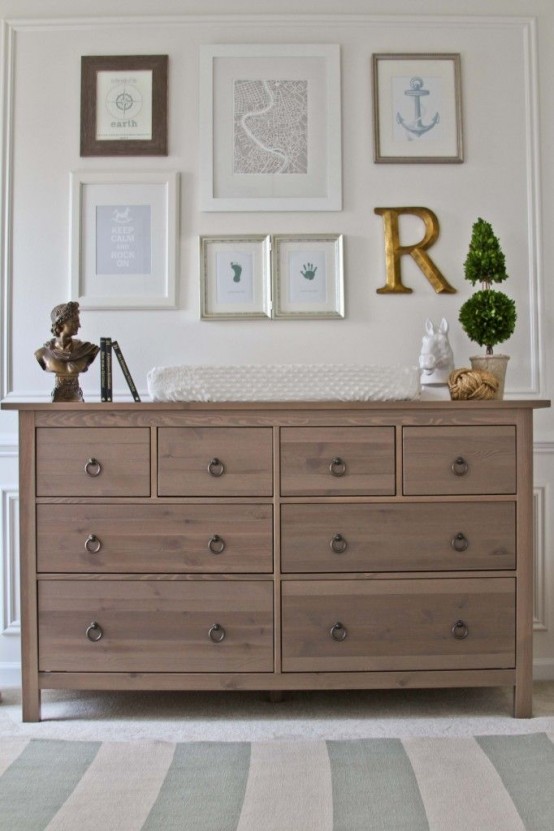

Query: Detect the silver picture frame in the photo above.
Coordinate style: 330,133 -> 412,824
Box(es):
372,53 -> 463,164
272,233 -> 344,319
200,234 -> 272,319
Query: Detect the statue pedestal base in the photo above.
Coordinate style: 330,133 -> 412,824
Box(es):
52,374 -> 84,402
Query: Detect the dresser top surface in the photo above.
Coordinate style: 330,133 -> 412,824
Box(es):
1,399 -> 550,412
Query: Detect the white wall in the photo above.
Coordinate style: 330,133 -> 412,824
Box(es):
2,0 -> 554,684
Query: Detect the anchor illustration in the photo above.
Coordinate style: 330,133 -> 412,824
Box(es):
396,76 -> 439,137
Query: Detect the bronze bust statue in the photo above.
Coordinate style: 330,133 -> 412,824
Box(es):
35,301 -> 99,402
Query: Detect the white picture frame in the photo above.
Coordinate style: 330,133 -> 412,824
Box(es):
272,233 -> 344,319
199,44 -> 342,211
200,235 -> 272,319
372,53 -> 463,163
70,170 -> 179,309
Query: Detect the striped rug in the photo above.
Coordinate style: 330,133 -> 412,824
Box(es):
1,734 -> 553,830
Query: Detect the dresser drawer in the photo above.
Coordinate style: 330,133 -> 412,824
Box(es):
36,428 -> 151,497
403,426 -> 516,495
37,504 -> 273,573
38,580 -> 273,672
282,578 -> 515,672
158,427 -> 273,496
281,502 -> 516,572
280,427 -> 395,496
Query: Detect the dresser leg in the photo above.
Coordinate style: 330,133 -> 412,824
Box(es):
22,688 -> 41,722
267,691 -> 285,703
513,684 -> 532,719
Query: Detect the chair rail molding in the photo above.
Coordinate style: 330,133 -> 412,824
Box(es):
533,486 -> 548,632
1,486 -> 20,636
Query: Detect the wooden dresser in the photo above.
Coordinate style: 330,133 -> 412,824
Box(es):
2,399 -> 549,721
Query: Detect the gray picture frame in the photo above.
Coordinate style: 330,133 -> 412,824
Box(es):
372,53 -> 463,164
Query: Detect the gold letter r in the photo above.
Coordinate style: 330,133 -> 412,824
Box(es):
375,207 -> 456,294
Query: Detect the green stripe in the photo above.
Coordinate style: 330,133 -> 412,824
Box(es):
327,739 -> 429,831
0,738 -> 100,830
142,741 -> 251,831
477,733 -> 554,831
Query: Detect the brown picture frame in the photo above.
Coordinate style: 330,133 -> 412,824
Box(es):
80,54 -> 168,157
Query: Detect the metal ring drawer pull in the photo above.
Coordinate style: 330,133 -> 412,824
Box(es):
329,457 -> 347,477
451,533 -> 469,553
451,620 -> 469,640
330,621 -> 348,641
84,458 -> 102,477
451,456 -> 469,477
86,621 -> 103,642
208,534 -> 226,555
209,623 -> 226,643
330,533 -> 348,554
84,534 -> 102,554
208,458 -> 225,477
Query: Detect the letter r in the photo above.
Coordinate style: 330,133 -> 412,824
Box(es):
374,207 -> 456,294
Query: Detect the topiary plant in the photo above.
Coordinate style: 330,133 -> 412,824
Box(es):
458,218 -> 516,355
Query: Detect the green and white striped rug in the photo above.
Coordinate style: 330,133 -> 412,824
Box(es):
1,734 -> 553,830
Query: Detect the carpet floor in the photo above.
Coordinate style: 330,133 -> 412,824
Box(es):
1,733 -> 554,830
1,683 -> 554,742
1,685 -> 554,830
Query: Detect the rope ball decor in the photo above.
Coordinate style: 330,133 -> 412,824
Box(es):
448,368 -> 499,400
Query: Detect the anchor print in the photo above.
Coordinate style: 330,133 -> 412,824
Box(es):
396,76 -> 439,138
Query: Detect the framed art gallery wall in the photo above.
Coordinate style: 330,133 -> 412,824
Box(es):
2,0 -> 554,682
3,8 -> 544,401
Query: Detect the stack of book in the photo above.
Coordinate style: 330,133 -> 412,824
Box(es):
100,338 -> 141,402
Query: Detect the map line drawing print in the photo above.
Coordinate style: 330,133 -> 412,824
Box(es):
234,79 -> 308,174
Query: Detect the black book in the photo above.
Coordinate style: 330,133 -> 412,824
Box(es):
100,337 -> 107,402
105,338 -> 112,402
112,340 -> 141,402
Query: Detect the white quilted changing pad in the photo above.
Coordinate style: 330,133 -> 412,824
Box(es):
147,364 -> 421,402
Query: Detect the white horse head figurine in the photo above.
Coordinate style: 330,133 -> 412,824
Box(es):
419,318 -> 455,385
